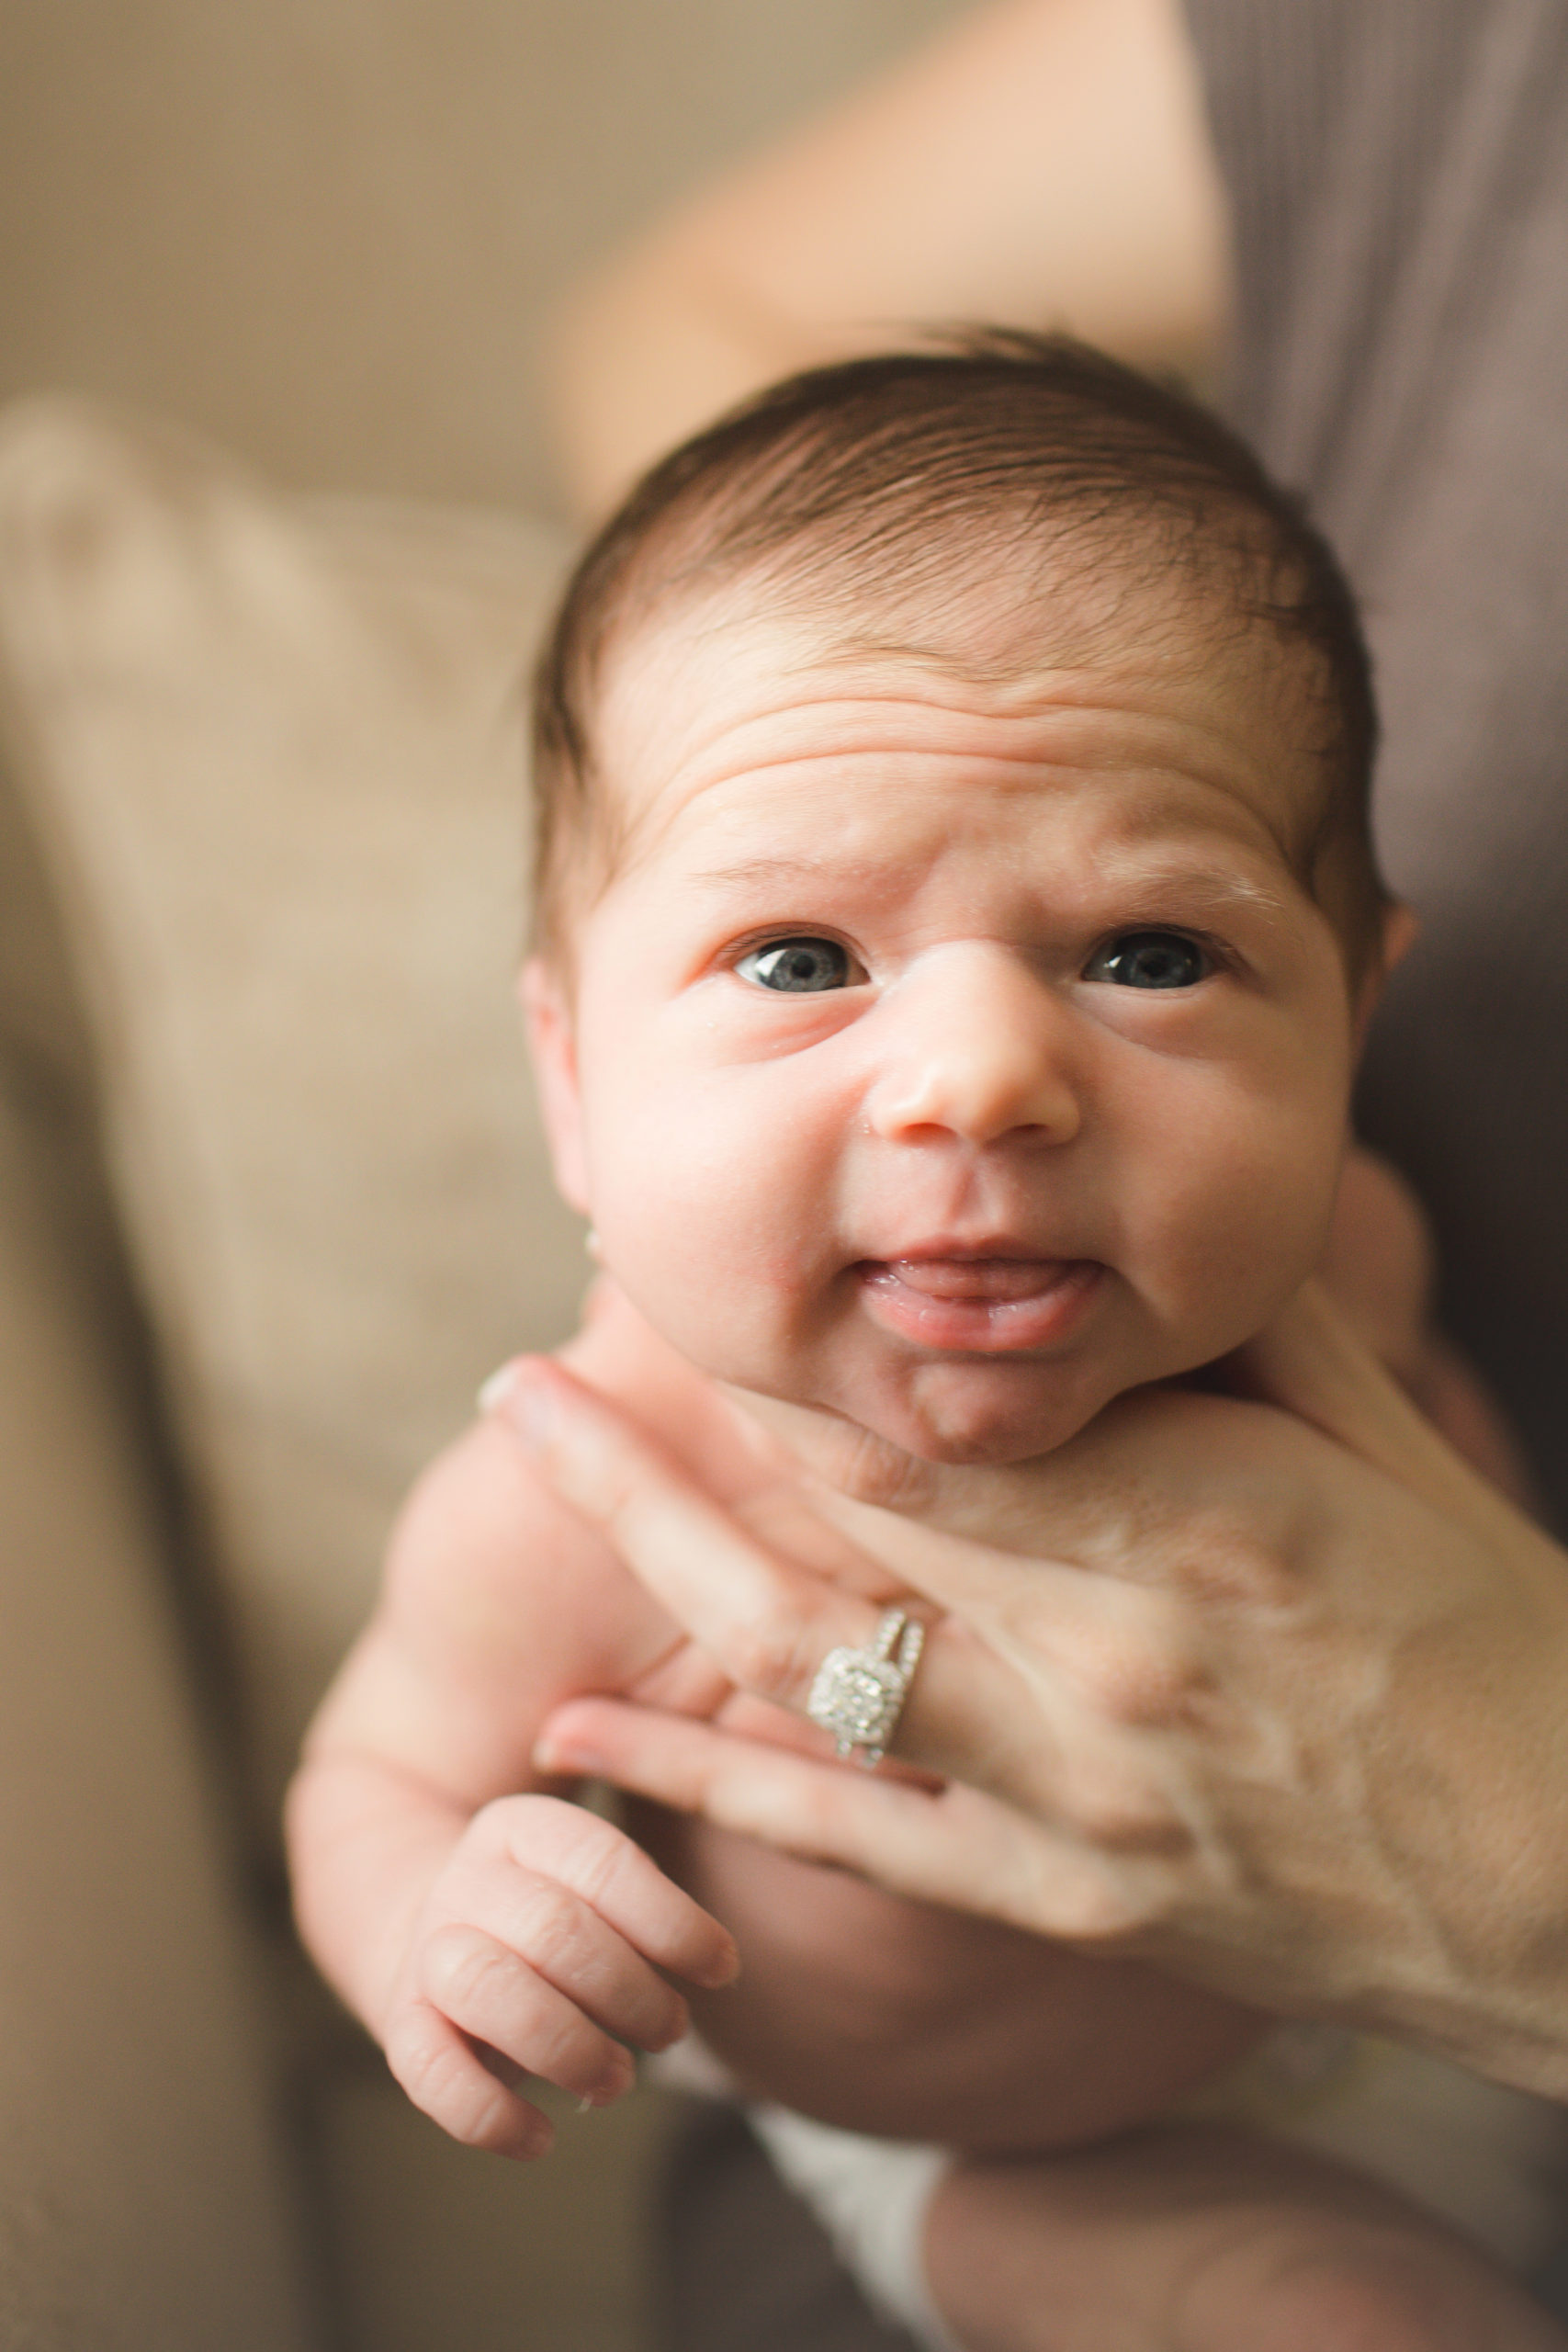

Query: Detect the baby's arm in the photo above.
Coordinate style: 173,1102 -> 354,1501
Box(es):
286,1417 -> 738,2159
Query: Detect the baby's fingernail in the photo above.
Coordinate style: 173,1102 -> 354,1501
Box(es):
705,1938 -> 741,1988
642,1998 -> 691,2054
581,2051 -> 636,2109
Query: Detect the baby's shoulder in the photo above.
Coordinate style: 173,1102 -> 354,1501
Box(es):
383,1390 -> 674,1702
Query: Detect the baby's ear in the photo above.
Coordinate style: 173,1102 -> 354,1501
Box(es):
520,956 -> 592,1213
1352,899 -> 1418,1051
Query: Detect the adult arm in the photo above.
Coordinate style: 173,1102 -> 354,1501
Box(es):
498,1283 -> 1568,2099
548,0 -> 1233,515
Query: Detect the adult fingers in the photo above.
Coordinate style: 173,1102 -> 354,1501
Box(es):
487,1357 -> 993,1736
487,1358 -> 870,1702
1233,1277 -> 1522,1539
534,1697 -> 1167,1945
488,1360 -> 1208,1798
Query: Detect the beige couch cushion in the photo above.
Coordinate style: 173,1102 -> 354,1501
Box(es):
0,1080 -> 323,2351
0,398 -> 696,2352
0,398 -> 586,1837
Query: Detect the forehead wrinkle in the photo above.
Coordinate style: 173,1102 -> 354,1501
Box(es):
612,677 -> 1295,821
601,588 -> 1247,774
592,608 -> 1324,906
605,611 -> 1310,788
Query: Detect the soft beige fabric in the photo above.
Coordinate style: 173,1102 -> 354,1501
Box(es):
0,394 -> 701,2348
0,0 -> 964,513
0,399 -> 586,1836
318,2060 -> 682,2352
0,1077 -> 321,2351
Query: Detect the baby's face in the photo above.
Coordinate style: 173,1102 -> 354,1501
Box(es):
528,583 -> 1364,1465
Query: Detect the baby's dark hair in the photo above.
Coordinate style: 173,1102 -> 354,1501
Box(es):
532,331 -> 1387,969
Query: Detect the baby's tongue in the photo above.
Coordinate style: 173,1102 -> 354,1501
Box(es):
883,1257 -> 1066,1303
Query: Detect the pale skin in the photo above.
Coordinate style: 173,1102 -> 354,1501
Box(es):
289,560 -> 1567,2349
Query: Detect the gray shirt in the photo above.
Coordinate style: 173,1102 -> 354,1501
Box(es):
1185,0 -> 1568,1522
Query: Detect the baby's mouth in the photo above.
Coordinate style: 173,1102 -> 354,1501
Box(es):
854,1255 -> 1103,1352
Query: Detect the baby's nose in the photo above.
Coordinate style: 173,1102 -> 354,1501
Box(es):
864,946 -> 1083,1148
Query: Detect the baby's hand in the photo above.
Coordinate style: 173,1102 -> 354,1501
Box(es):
382,1793 -> 738,2159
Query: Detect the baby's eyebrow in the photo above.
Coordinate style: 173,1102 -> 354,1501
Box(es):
1099,859 -> 1293,915
692,852 -> 1293,919
692,852 -> 883,890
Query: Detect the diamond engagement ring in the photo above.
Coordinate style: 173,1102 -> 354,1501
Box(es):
806,1608 -> 926,1769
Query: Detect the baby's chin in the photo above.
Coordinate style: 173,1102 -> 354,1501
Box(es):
726,1357 -> 1122,1500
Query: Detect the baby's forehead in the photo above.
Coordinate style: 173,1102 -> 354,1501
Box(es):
591,560 -> 1329,839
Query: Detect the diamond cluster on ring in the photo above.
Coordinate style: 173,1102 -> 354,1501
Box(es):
806,1609 -> 925,1768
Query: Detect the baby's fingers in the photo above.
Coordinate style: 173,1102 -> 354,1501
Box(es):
475,1794 -> 739,1992
417,1917 -> 641,2105
384,1989 -> 560,2161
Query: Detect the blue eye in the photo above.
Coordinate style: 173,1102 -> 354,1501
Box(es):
737,937 -> 855,993
1084,931 -> 1210,989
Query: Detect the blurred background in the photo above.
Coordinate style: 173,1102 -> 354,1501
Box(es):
0,0 -> 964,514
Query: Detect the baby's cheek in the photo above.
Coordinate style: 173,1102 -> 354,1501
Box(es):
1138,1125 -> 1341,1342
595,1080 -> 840,1304
594,1182 -> 819,1393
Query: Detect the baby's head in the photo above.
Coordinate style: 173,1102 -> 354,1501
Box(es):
525,334 -> 1398,1465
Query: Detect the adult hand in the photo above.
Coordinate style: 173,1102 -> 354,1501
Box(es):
492,1281 -> 1568,2099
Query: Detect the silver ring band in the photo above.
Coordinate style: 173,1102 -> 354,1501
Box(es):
806,1607 -> 926,1769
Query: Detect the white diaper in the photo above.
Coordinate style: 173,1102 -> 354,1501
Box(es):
652,2025 -> 1568,2351
649,2036 -> 958,2348
747,2103 -> 959,2352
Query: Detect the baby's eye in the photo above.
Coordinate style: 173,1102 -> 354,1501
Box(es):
1083,930 -> 1212,989
736,936 -> 857,993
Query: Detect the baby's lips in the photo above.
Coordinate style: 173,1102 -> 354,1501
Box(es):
874,1254 -> 1091,1303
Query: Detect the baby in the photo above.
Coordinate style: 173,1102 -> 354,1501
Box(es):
288,337 -> 1566,2352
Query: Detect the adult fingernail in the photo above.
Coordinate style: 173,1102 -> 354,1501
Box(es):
533,1730 -> 599,1776
479,1360 -> 558,1445
477,1360 -> 520,1414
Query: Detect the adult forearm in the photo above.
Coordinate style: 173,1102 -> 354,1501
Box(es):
548,244 -> 828,521
546,0 -> 1230,519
